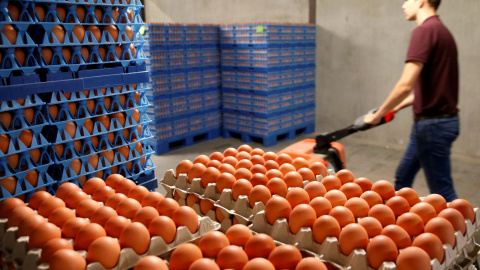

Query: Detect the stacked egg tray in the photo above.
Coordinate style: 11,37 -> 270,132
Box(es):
0,0 -> 147,79
0,94 -> 55,201
144,23 -> 222,155
0,177 -> 220,270
159,147 -> 480,270
220,23 -> 316,147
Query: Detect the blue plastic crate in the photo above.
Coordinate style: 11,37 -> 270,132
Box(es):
0,171 -> 55,201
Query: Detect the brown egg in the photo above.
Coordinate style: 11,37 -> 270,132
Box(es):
91,206 -> 118,227
55,182 -> 80,201
156,197 -> 179,217
396,246 -> 432,270
40,238 -> 73,263
0,197 -> 25,218
225,224 -> 253,248
200,199 -> 215,215
105,215 -> 130,239
330,206 -> 356,228
28,191 -> 52,210
262,151 -> 277,161
133,206 -> 159,228
396,187 -> 420,206
218,163 -> 236,175
249,172 -> 268,187
119,222 -> 150,254
381,225 -> 412,249
127,185 -> 149,203
38,196 -> 66,218
93,7 -> 103,23
266,177 -> 288,198
168,243 -> 203,270
87,236 -> 121,269
49,249 -> 86,270
48,207 -> 76,228
82,177 -> 105,195
423,194 -> 447,213
23,107 -> 35,124
368,204 -> 396,227
189,258 -> 220,270
338,223 -> 369,255
248,185 -> 271,208
124,25 -> 134,41
3,24 -> 17,45
0,111 -> 12,129
438,208 -> 466,234
396,212 -> 424,238
324,189 -> 347,208
215,172 -> 236,193
294,168 -> 313,183
134,256 -> 168,270
64,190 -> 89,209
358,216 -> 383,238
412,232 -> 445,263
25,169 -> 40,188
176,159 -> 193,176
231,178 -> 253,200
14,48 -> 25,66
74,222 -> 107,250
62,47 -> 71,63
52,24 -> 64,43
8,205 -> 35,228
309,197 -> 332,217
75,199 -> 101,218
105,174 -> 125,189
61,217 -> 88,239
279,163 -> 296,176
141,192 -> 164,208
30,148 -> 41,163
286,187 -> 310,208
148,215 -> 176,244
344,197 -> 370,219
236,159 -> 253,170
55,6 -> 66,22
187,163 -> 206,183
268,244 -> 302,270
448,198 -> 475,222
98,149 -> 114,165
264,160 -> 279,171
283,171 -> 303,188
371,180 -> 395,200
250,155 -> 265,166
386,195 -> 411,218
222,156 -> 238,167
354,177 -> 373,192
172,206 -> 198,234
94,115 -> 110,131
80,46 -> 90,62
321,175 -> 342,191
410,202 -> 437,224
289,204 -> 317,234
114,178 -> 136,195
8,3 -> 20,21
335,169 -> 354,185
425,216 -> 456,247
200,167 -> 220,188
71,25 -> 85,44
17,214 -> 47,237
198,231 -> 230,258
116,197 -> 142,219
216,245 -> 249,270
234,168 -> 252,181
265,196 -> 292,225
29,222 -> 61,249
309,161 -> 328,177
7,154 -> 19,169
339,182 -> 363,199
0,176 -> 17,196
275,153 -> 292,165
366,235 -> 399,269
360,190 -> 384,208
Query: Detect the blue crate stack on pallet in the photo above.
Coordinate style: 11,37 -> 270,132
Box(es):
144,23 -> 221,155
0,0 -> 157,201
220,23 -> 316,147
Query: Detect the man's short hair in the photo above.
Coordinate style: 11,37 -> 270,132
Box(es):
428,0 -> 441,10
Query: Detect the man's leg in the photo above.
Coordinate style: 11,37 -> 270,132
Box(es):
394,125 -> 422,190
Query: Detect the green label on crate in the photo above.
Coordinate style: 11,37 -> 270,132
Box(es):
256,25 -> 264,33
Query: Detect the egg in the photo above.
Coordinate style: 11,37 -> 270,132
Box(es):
27,191 -> 52,210
244,233 -> 275,259
218,163 -> 236,175
336,169 -> 354,184
114,178 -> 136,195
396,246 -> 432,270
366,235 -> 399,269
200,167 -> 220,188
423,194 -> 447,213
275,153 -> 292,165
279,163 -> 296,176
248,185 -> 271,208
188,258 -> 220,270
309,161 -> 328,177
49,249 -> 86,270
360,190 -> 384,208
289,204 -> 317,234
75,199 -> 102,218
128,185 -> 150,203
268,244 -> 302,270
55,6 -> 66,22
87,236 -> 121,269
448,198 -> 475,222
120,222 -> 151,255
8,3 -> 20,21
265,196 -> 292,225
396,187 -> 420,206
236,151 -> 251,161
29,222 -> 61,249
338,223 -> 369,255
344,197 -> 370,219
282,171 -> 303,188
0,176 -> 17,196
14,48 -> 25,66
222,156 -> 238,167
93,7 -> 103,23
353,177 -> 373,192
358,216 -> 383,238
132,108 -> 141,123
74,222 -> 107,250
265,177 -> 288,198
249,173 -> 268,187
92,186 -> 115,203
0,111 -> 12,129
320,175 -> 342,191
38,196 -> 66,218
198,231 -> 230,258
216,207 -> 225,223
438,208 -> 466,234
396,212 -> 424,238
297,167 -> 315,182
116,197 -> 142,219
30,148 -> 41,164
105,174 -> 125,189
309,197 -> 332,217
250,155 -> 265,166
286,187 -> 310,208
172,206 -> 198,234
141,191 -> 164,208
0,197 -> 25,218
223,147 -> 238,157
52,24 -> 65,43
168,243 -> 203,270
40,238 -> 73,263
48,207 -> 76,228
134,256 -> 168,270
91,206 -> 118,227
215,172 -> 236,193
81,177 -> 104,195
133,206 -> 159,228
200,199 -> 215,215
236,159 -> 253,170
7,205 -> 34,228
264,160 -> 280,171
61,217 -> 88,239
17,214 -> 46,238
262,151 -> 277,161
65,190 -> 89,209
6,154 -> 19,170
156,197 -> 179,217
368,204 -> 396,227
386,195 -> 411,218
381,225 -> 412,249
225,224 -> 253,248
103,215 -> 130,239
148,215 -> 176,244
296,258 -> 328,270
339,182 -> 363,199
371,180 -> 395,200
234,168 -> 253,181
324,189 -> 347,207
62,47 -> 71,63
187,163 -> 207,183
424,216 -> 456,247
3,24 -> 17,45
231,178 -> 253,200
410,202 -> 437,224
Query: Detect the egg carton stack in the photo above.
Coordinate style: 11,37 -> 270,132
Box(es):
0,176 -> 220,270
0,96 -> 55,201
0,0 -> 157,198
144,23 -> 222,155
220,23 -> 316,147
160,145 -> 480,269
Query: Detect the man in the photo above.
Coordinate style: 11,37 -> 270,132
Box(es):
363,0 -> 459,201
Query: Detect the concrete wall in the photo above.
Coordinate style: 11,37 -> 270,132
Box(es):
144,0 -> 480,159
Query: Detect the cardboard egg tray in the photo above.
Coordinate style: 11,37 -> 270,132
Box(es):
249,208 -> 480,270
0,201 -> 220,270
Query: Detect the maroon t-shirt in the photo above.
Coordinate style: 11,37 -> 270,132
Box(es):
406,15 -> 459,116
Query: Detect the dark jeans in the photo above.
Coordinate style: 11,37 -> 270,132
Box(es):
394,116 -> 459,202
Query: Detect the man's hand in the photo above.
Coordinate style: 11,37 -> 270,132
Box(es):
363,112 -> 382,126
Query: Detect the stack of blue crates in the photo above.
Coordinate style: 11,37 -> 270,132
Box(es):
145,23 -> 221,155
220,23 -> 316,146
0,0 -> 156,201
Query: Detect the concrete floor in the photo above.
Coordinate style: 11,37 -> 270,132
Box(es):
151,134 -> 480,208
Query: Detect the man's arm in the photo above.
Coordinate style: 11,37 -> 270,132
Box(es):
393,93 -> 414,113
364,61 -> 424,125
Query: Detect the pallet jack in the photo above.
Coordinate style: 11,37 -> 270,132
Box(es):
279,109 -> 395,172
